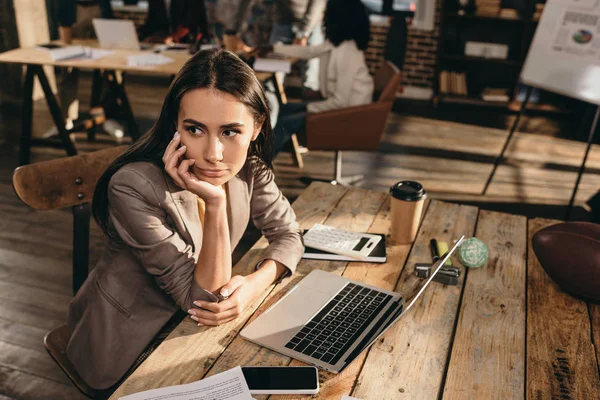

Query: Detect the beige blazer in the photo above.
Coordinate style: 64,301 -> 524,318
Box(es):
66,160 -> 303,390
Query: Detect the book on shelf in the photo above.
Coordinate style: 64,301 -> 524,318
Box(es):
482,87 -> 510,102
439,70 -> 468,96
498,8 -> 519,19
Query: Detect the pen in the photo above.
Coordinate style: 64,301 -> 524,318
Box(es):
430,239 -> 440,262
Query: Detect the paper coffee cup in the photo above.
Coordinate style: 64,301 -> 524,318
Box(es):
389,181 -> 427,244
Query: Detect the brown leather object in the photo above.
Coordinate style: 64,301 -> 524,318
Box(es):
305,61 -> 402,152
532,222 -> 600,302
13,146 -> 127,210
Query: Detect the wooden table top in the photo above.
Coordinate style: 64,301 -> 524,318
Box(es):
109,182 -> 600,400
0,40 -> 272,80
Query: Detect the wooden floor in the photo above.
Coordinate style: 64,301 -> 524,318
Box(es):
0,72 -> 598,399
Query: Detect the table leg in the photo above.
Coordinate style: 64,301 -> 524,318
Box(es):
483,85 -> 532,195
19,65 -> 35,165
271,73 -> 304,167
107,71 -> 140,140
88,69 -> 104,141
34,65 -> 77,156
566,105 -> 600,220
271,73 -> 287,105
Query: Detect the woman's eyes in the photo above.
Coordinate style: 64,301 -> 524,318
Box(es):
186,126 -> 203,136
185,126 -> 240,137
222,130 -> 241,137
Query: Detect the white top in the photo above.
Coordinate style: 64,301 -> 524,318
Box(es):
273,40 -> 374,113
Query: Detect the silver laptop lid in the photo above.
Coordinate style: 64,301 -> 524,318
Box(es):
92,19 -> 140,50
340,235 -> 465,368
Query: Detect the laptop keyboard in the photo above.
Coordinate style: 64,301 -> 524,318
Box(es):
284,283 -> 393,365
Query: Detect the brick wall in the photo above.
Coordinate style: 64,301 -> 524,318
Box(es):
403,0 -> 441,90
365,17 -> 390,75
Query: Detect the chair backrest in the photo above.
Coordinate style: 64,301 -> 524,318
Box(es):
305,61 -> 402,151
12,146 -> 127,294
13,146 -> 127,210
374,61 -> 402,103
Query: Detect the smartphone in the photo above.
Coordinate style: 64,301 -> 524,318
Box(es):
241,366 -> 319,395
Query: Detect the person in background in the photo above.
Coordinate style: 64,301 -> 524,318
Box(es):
57,0 -> 114,43
223,0 -> 327,93
55,0 -> 114,134
139,0 -> 210,44
256,0 -> 374,155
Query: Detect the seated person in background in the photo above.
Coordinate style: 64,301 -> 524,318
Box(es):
139,0 -> 209,44
255,0 -> 374,155
65,49 -> 303,390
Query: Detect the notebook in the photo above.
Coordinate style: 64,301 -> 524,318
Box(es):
302,231 -> 386,263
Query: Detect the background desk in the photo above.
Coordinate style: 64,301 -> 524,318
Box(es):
109,182 -> 600,400
0,41 -> 275,165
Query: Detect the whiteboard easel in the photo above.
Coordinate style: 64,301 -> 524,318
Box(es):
483,0 -> 600,219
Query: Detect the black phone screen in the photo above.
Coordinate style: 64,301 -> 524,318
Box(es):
241,366 -> 318,390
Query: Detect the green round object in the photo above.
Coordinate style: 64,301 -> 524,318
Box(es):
458,237 -> 489,268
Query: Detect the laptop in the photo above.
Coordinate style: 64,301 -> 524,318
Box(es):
92,19 -> 143,50
241,236 -> 464,373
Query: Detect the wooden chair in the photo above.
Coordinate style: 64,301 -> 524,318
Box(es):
12,146 -> 127,399
304,61 -> 402,185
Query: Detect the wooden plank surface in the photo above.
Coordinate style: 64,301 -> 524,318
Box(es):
527,219 -> 600,399
109,182 -> 349,399
442,210 -> 527,399
590,304 -> 600,373
0,365 -> 84,400
202,187 -> 388,400
352,200 -> 478,400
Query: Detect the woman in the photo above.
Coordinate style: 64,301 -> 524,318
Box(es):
259,0 -> 374,155
66,49 -> 304,390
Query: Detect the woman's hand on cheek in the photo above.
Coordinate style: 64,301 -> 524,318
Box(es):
187,275 -> 258,326
176,160 -> 226,206
162,132 -> 187,189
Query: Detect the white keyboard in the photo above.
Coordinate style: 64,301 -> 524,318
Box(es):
303,224 -> 382,260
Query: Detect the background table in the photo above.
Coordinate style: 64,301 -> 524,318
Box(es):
109,182 -> 600,399
0,41 -> 275,165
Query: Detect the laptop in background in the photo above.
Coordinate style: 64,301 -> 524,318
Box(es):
92,19 -> 142,50
241,236 -> 465,373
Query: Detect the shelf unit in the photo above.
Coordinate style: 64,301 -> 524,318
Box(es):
434,2 -> 570,113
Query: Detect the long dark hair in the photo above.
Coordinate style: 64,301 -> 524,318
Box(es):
93,49 -> 274,235
324,0 -> 371,51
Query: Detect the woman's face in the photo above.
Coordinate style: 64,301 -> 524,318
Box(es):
177,88 -> 261,186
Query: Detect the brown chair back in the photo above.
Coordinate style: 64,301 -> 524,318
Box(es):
305,61 -> 402,152
12,146 -> 127,294
374,61 -> 402,103
13,146 -> 127,210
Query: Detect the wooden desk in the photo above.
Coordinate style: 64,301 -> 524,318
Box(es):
0,41 -> 275,164
109,182 -> 600,400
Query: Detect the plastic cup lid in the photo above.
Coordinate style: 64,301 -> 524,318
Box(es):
389,181 -> 426,201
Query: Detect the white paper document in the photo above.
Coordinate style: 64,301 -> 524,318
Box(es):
548,9 -> 600,66
253,58 -> 291,73
341,396 -> 361,400
118,366 -> 253,400
37,45 -> 114,61
127,53 -> 174,67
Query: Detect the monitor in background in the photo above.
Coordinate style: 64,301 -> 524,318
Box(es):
362,0 -> 414,14
92,19 -> 141,50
